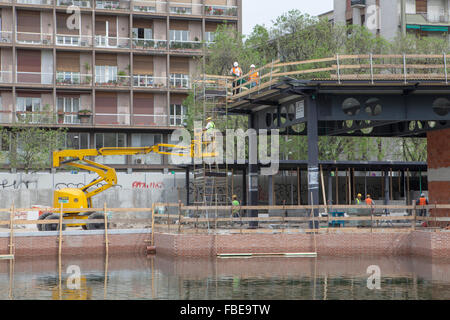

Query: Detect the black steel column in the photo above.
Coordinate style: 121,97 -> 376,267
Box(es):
185,167 -> 190,205
307,94 -> 319,229
328,169 -> 333,204
384,170 -> 390,205
242,167 -> 247,209
248,114 -> 259,228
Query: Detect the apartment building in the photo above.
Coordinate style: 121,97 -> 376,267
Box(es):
327,0 -> 450,40
0,0 -> 241,169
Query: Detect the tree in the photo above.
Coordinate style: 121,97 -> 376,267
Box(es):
0,126 -> 67,173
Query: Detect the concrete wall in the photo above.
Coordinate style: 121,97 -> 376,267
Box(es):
333,0 -> 346,24
380,0 -> 400,40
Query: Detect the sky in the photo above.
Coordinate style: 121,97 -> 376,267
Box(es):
242,0 -> 334,36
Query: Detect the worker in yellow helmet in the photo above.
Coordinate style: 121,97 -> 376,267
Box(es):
355,193 -> 363,204
204,116 -> 215,134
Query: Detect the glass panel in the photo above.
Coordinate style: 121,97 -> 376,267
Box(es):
64,98 -> 71,112
95,133 -> 103,149
57,97 -> 64,112
73,98 -> 79,112
103,133 -> 116,147
117,133 -> 126,147
80,132 -> 89,149
26,98 -> 32,112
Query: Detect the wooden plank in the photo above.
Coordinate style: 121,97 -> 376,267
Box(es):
0,254 -> 14,260
273,57 -> 336,68
271,67 -> 335,77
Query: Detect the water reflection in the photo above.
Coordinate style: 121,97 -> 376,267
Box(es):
0,254 -> 449,300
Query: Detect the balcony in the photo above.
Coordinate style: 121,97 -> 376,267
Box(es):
56,0 -> 91,7
56,34 -> 92,47
133,114 -> 168,127
0,71 -> 13,83
0,32 -> 12,44
15,111 -> 57,124
406,12 -> 450,26
16,32 -> 53,45
56,71 -> 92,86
350,0 -> 366,8
16,0 -> 53,5
204,5 -> 238,17
16,72 -> 53,85
169,40 -> 202,51
133,1 -> 167,13
95,113 -> 130,125
95,35 -> 130,49
169,74 -> 190,89
132,38 -> 167,50
133,75 -> 167,88
95,0 -> 129,10
95,75 -> 131,87
169,3 -> 202,16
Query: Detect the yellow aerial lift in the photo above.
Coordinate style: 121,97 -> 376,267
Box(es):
38,137 -> 212,231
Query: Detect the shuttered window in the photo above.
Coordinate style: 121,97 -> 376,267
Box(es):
133,55 -> 154,74
170,57 -> 189,73
416,0 -> 427,13
56,52 -> 80,72
133,93 -> 154,115
95,92 -> 117,113
17,11 -> 40,33
17,50 -> 41,72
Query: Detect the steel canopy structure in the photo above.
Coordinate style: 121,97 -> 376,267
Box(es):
224,77 -> 450,227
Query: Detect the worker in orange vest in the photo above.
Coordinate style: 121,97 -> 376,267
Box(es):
230,62 -> 243,95
416,193 -> 428,216
365,194 -> 374,205
248,64 -> 259,88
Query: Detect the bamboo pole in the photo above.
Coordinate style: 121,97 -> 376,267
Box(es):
335,168 -> 339,205
151,203 -> 155,245
390,168 -> 393,201
104,202 -> 109,256
104,248 -> 109,300
412,200 -> 417,231
352,168 -> 356,201
297,167 -> 301,205
8,258 -> 14,300
9,203 -> 14,255
58,203 -> 63,257
178,200 -> 182,234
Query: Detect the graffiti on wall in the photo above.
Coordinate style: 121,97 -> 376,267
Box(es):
0,178 -> 38,189
132,181 -> 164,189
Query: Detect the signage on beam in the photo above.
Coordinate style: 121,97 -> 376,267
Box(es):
295,101 -> 305,119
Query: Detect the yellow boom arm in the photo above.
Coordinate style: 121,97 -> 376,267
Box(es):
52,144 -> 194,206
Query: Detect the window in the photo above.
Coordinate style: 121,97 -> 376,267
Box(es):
205,32 -> 215,43
170,30 -> 189,42
170,73 -> 190,88
57,97 -> 80,124
131,133 -> 162,164
95,65 -> 117,84
132,27 -> 152,40
65,132 -> 89,149
95,132 -> 126,148
16,97 -> 42,123
170,104 -> 187,126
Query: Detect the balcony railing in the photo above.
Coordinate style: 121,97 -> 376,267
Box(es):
95,0 -> 129,10
169,75 -> 190,89
56,0 -> 91,7
133,75 -> 167,88
95,75 -> 131,87
16,72 -> 53,85
132,38 -> 167,50
0,31 -> 12,43
95,113 -> 130,125
56,71 -> 92,85
169,40 -> 202,51
16,0 -> 53,5
133,1 -> 167,13
56,34 -> 92,47
95,35 -> 130,49
204,5 -> 238,17
413,12 -> 450,24
133,114 -> 168,127
16,32 -> 53,45
169,2 -> 202,15
15,111 -> 58,124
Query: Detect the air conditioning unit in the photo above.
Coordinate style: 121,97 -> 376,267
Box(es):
134,157 -> 143,164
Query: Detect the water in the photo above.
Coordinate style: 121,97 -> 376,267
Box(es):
1,254 -> 449,300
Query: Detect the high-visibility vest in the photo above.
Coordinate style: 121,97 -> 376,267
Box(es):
232,67 -> 242,77
356,198 -> 361,204
365,198 -> 374,205
419,197 -> 428,205
249,71 -> 259,83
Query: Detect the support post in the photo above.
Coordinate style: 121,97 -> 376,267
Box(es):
328,169 -> 333,205
104,202 -> 109,256
248,114 -> 258,228
9,204 -> 14,256
268,175 -> 274,206
412,200 -> 416,230
384,170 -> 390,206
185,167 -> 190,206
307,94 -> 319,229
297,167 -> 301,205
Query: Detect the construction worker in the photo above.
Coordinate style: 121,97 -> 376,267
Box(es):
248,64 -> 259,88
204,116 -> 215,134
231,194 -> 240,218
355,193 -> 363,204
365,194 -> 374,206
230,62 -> 243,95
416,193 -> 429,216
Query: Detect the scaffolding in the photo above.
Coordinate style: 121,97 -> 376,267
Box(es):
192,75 -> 232,212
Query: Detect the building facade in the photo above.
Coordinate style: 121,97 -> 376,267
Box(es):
327,0 -> 450,40
0,0 -> 241,170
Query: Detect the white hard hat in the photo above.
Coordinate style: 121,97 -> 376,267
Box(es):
250,64 -> 256,68
233,62 -> 238,67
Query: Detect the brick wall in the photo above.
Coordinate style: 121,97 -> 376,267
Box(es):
154,231 -> 450,259
427,128 -> 450,221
